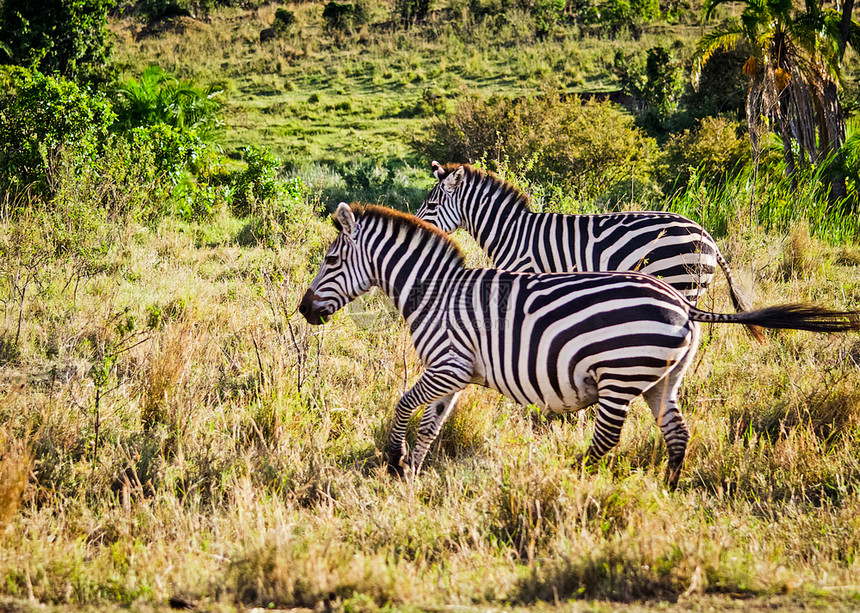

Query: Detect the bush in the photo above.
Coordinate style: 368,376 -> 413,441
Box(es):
532,0 -> 565,37
111,66 -> 224,140
322,1 -> 369,33
660,116 -> 751,190
413,91 -> 658,200
0,0 -> 113,84
616,46 -> 686,138
274,8 -> 297,33
232,145 -> 282,217
596,0 -> 659,31
0,67 -> 115,197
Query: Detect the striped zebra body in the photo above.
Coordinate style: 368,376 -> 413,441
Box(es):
299,203 -> 860,487
417,162 -> 748,311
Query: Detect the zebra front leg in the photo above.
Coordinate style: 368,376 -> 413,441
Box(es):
410,392 -> 462,473
386,373 -> 467,477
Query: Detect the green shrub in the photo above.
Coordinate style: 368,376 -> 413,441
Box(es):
596,0 -> 659,30
566,0 -> 600,25
322,1 -> 369,33
616,46 -> 686,138
0,0 -> 113,84
236,176 -> 317,248
532,0 -> 565,37
232,145 -> 282,217
111,66 -> 224,140
413,91 -> 657,200
0,66 -> 115,197
274,8 -> 297,33
127,123 -> 208,186
660,116 -> 751,190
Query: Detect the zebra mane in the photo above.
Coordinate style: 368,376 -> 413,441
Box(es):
438,163 -> 532,212
348,202 -> 468,267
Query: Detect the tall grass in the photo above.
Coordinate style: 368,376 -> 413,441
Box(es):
1,151 -> 860,609
665,164 -> 860,244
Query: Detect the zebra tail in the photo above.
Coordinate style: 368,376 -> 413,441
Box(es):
713,248 -> 765,342
690,304 -> 860,339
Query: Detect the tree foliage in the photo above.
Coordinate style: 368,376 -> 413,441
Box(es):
110,66 -> 224,139
413,91 -> 657,199
0,0 -> 114,84
0,66 -> 115,195
697,0 -> 860,200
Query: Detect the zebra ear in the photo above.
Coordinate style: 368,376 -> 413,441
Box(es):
441,166 -> 465,191
431,160 -> 444,179
334,202 -> 356,237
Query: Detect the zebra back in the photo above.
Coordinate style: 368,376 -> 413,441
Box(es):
418,163 -> 747,308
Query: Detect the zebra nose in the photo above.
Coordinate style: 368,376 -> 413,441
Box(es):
298,291 -> 313,316
298,290 -> 325,325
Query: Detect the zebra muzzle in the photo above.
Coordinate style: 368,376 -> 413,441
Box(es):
298,290 -> 331,325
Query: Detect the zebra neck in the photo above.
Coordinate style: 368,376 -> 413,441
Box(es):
369,233 -> 464,324
463,192 -> 530,266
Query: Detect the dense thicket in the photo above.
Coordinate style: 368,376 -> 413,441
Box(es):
0,0 -> 114,84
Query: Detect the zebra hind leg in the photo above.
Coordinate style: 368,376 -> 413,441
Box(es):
584,393 -> 634,470
642,384 -> 690,489
641,339 -> 698,488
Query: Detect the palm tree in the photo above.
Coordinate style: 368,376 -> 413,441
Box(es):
112,66 -> 224,139
696,0 -> 860,202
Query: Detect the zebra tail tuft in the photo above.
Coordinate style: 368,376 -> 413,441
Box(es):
713,248 -> 766,342
691,303 -> 860,335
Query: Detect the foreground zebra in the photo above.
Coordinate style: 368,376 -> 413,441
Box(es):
299,203 -> 860,487
417,162 -> 758,336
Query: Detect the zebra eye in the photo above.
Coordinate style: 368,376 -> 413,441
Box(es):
425,199 -> 438,210
325,254 -> 339,266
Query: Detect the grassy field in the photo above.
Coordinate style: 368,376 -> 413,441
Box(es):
110,4 -> 699,167
1,3 -> 860,612
2,175 -> 860,610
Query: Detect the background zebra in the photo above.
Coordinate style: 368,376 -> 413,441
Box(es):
299,203 -> 860,487
416,162 -> 761,339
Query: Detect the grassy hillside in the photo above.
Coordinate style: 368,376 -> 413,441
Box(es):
110,4 -> 698,166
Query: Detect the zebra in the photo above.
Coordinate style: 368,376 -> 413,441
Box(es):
416,162 -> 760,338
298,202 -> 860,487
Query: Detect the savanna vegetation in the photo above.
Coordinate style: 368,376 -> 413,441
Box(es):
2,0 -> 860,610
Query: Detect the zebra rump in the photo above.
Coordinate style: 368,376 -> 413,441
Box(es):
300,202 -> 860,488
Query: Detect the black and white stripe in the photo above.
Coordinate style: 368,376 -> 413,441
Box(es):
416,162 -> 751,312
299,203 -> 860,487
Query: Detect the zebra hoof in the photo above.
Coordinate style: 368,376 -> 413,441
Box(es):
665,462 -> 683,490
386,459 -> 405,478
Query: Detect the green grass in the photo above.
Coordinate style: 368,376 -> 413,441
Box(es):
110,4 -> 697,166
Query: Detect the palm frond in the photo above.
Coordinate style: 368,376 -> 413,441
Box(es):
693,26 -> 746,86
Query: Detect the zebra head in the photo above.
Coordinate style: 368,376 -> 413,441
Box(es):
416,161 -> 467,233
299,203 -> 372,325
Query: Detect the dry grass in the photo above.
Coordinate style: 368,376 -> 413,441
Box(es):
1,194 -> 860,611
